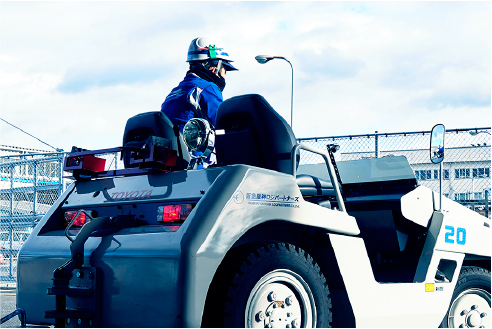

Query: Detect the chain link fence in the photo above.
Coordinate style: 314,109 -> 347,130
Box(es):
0,128 -> 490,286
297,128 -> 491,217
0,151 -> 121,287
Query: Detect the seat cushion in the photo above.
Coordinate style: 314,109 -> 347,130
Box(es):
296,174 -> 337,196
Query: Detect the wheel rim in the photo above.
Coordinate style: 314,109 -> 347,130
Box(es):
448,288 -> 491,328
245,269 -> 316,328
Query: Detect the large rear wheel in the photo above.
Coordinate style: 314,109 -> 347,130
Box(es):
202,242 -> 332,328
441,266 -> 491,328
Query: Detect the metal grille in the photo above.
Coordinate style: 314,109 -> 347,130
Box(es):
0,152 -> 64,286
297,128 -> 491,218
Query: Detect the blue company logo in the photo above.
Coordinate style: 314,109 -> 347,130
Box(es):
246,193 -> 299,203
244,192 -> 301,209
233,191 -> 244,204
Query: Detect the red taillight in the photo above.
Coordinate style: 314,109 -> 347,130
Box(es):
157,204 -> 193,224
64,211 -> 91,227
163,205 -> 181,222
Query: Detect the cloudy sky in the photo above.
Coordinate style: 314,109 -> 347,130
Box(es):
0,1 -> 490,152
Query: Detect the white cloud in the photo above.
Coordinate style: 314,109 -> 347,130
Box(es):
0,1 -> 490,152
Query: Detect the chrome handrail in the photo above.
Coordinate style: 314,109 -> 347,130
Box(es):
291,143 -> 346,213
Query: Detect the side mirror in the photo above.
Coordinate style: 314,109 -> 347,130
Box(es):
430,124 -> 445,164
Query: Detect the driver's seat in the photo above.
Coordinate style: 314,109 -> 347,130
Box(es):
215,94 -> 297,175
122,111 -> 190,169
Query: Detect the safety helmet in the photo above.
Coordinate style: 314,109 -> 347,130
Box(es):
187,35 -> 238,71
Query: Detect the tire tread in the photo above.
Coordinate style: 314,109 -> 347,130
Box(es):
202,242 -> 331,327
439,265 -> 491,328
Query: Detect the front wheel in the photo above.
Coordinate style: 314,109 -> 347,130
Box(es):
202,242 -> 332,328
441,266 -> 491,328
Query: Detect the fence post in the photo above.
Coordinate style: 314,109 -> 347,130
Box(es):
375,131 -> 379,158
486,190 -> 489,218
33,160 -> 37,216
58,153 -> 64,196
9,164 -> 14,279
9,164 -> 13,221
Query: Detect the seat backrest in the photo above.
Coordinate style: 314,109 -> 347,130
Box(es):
122,111 -> 190,168
215,94 -> 297,175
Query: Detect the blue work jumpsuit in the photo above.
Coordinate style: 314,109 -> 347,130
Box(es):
161,73 -> 223,132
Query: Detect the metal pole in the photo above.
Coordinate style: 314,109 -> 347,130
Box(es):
275,57 -> 294,130
61,153 -> 65,193
58,153 -> 63,196
9,164 -> 14,279
9,163 -> 13,220
33,160 -> 37,216
439,161 -> 443,211
255,55 -> 294,130
485,190 -> 489,218
8,223 -> 13,279
375,131 -> 379,158
8,165 -> 15,278
288,60 -> 294,130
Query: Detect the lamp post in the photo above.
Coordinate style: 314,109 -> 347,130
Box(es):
255,55 -> 294,130
469,130 -> 491,136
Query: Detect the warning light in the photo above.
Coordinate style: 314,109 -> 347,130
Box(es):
163,205 -> 181,222
65,211 -> 92,227
157,204 -> 193,224
425,283 -> 435,292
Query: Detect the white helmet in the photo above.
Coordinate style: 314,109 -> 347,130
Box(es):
187,35 -> 238,70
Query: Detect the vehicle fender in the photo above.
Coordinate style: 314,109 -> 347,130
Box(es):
436,207 -> 491,257
180,165 -> 359,327
401,185 -> 434,227
330,231 -> 464,327
401,186 -> 491,258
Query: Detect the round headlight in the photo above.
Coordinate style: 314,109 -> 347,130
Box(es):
183,118 -> 215,156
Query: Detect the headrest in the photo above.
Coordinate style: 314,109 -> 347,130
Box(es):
124,112 -> 172,144
122,111 -> 190,168
216,94 -> 297,174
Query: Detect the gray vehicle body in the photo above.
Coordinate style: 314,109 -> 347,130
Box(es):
16,94 -> 490,327
18,164 -> 356,327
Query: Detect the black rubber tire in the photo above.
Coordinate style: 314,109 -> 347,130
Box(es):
440,266 -> 491,328
202,242 -> 332,328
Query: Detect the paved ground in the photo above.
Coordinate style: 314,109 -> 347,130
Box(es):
1,289 -> 20,327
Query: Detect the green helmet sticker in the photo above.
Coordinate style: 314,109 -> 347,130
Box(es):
197,45 -> 223,60
208,45 -> 217,59
208,45 -> 221,59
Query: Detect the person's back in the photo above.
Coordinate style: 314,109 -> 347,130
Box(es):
161,35 -> 238,132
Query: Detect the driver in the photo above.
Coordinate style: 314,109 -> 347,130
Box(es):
161,35 -> 238,132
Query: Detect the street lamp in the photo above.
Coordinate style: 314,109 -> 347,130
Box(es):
469,129 -> 491,147
469,130 -> 491,136
255,55 -> 294,130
